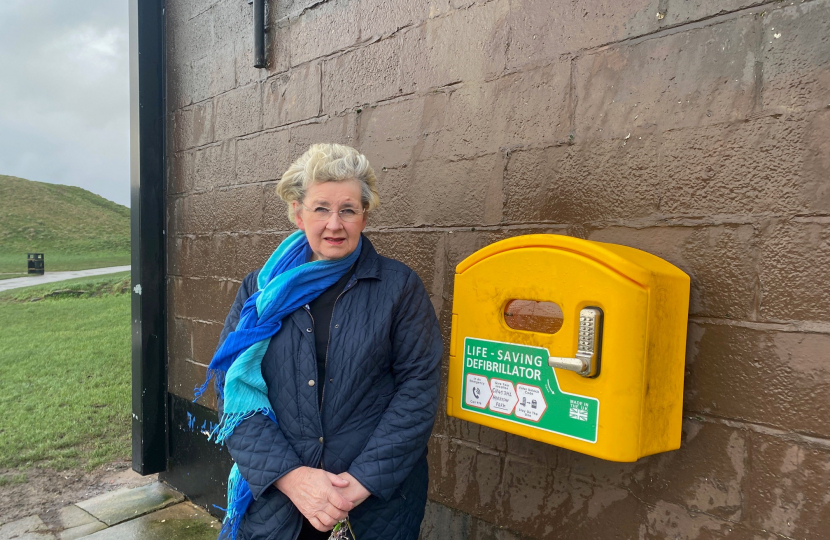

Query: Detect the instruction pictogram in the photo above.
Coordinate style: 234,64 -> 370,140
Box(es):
515,384 -> 546,422
464,373 -> 491,409
489,378 -> 518,415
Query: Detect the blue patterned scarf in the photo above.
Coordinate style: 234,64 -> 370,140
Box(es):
195,230 -> 362,540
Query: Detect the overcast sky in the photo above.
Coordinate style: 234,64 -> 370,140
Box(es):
0,0 -> 130,206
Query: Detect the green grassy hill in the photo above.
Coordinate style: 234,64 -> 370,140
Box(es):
0,175 -> 130,276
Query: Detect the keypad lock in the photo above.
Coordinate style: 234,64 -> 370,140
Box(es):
548,307 -> 603,377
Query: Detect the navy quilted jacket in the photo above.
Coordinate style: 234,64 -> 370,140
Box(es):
217,236 -> 443,540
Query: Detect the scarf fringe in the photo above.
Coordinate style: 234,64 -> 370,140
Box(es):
193,368 -> 226,402
210,408 -> 276,444
218,464 -> 253,540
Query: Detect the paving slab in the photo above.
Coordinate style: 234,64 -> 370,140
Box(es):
80,503 -> 220,540
76,483 -> 184,527
3,533 -> 56,540
56,521 -> 107,540
0,515 -> 53,539
53,506 -> 99,530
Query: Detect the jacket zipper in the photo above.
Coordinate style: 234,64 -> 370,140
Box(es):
318,277 -> 358,466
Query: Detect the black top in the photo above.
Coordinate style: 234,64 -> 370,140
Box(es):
307,265 -> 356,407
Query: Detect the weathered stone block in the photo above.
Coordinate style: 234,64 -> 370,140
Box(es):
747,433 -> 830,539
358,0 -> 439,39
639,500 -> 739,539
421,61 -> 571,161
214,184 -> 265,233
174,276 -> 240,323
685,323 -> 830,436
322,37 -> 403,114
363,231 -> 442,293
208,42 -> 239,97
408,155 -> 498,226
358,94 -> 448,170
169,354 -> 210,404
544,480 -> 644,540
428,439 -> 480,515
169,151 -> 195,195
400,0 -> 510,93
173,100 -> 214,152
261,182 -> 295,232
214,83 -> 262,140
168,316 -> 193,366
212,0 -> 249,50
762,0 -> 830,113
192,140 -> 236,191
503,137 -> 660,224
166,6 -> 214,67
234,232 -> 290,274
173,191 -> 217,235
263,63 -> 322,128
236,129 -> 291,185
366,167 -> 416,228
192,320 -> 223,365
504,433 -> 558,470
495,457 -> 552,537
419,497 -> 473,540
660,112 -> 830,217
589,225 -> 759,319
634,421 -> 746,521
188,54 -> 223,104
759,220 -> 830,323
166,0 -> 223,25
290,0 -> 361,67
507,0 -> 661,71
287,114 -> 358,159
575,14 -> 758,141
271,0 -> 322,20
235,33 -> 267,89
662,0 -> 759,26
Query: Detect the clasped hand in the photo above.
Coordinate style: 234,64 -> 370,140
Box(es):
275,467 -> 371,532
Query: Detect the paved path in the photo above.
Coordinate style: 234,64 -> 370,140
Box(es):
0,266 -> 131,292
0,481 -> 220,539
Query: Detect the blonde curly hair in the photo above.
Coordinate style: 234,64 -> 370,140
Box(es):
276,143 -> 380,224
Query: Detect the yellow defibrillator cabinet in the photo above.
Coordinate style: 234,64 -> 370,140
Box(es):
447,234 -> 690,462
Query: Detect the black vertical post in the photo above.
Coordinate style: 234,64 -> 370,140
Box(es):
253,0 -> 266,68
129,0 -> 167,475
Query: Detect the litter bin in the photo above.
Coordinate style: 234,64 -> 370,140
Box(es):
27,253 -> 44,275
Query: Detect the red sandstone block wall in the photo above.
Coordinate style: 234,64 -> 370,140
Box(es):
164,0 -> 830,537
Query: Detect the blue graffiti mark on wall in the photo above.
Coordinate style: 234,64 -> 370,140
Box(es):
199,419 -> 219,437
186,412 -> 196,431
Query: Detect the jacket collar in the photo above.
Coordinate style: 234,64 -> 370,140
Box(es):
353,234 -> 382,280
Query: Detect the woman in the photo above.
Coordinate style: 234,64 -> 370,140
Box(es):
201,143 -> 443,540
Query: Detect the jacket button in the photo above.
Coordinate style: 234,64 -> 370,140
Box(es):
334,324 -> 340,329
306,328 -> 312,333
318,437 -> 324,444
308,380 -> 315,387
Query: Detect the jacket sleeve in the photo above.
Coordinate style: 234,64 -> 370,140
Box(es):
347,270 -> 443,501
217,271 -> 304,499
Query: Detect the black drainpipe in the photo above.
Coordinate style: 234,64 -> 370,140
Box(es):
129,0 -> 167,475
253,0 -> 266,68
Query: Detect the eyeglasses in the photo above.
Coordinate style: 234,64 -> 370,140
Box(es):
301,204 -> 366,222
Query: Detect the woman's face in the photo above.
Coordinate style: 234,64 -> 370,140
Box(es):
293,179 -> 367,261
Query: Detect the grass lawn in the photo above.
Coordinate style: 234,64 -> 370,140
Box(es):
0,273 -> 131,471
